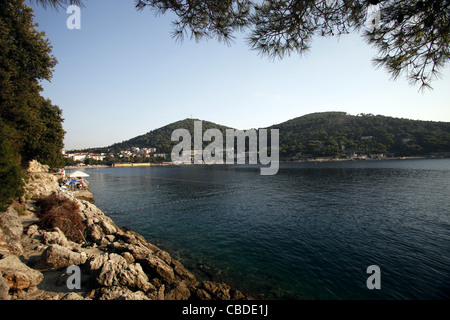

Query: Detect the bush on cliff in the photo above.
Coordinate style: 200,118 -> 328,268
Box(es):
0,125 -> 23,212
36,194 -> 86,243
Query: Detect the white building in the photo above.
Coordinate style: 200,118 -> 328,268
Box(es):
120,150 -> 132,157
68,153 -> 88,162
153,153 -> 166,159
141,147 -> 156,154
87,154 -> 105,161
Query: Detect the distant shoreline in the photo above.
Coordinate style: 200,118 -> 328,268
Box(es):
64,165 -> 110,170
64,163 -> 173,170
288,155 -> 431,163
65,155 -> 450,170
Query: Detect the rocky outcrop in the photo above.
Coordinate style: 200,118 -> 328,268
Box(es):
0,161 -> 251,301
0,274 -> 10,300
0,254 -> 43,292
23,161 -> 59,201
73,190 -> 95,203
93,253 -> 155,292
27,160 -> 50,174
0,206 -> 24,256
40,244 -> 88,269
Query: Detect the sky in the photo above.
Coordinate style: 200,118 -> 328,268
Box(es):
27,0 -> 450,151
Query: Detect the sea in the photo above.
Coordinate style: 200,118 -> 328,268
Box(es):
72,158 -> 450,300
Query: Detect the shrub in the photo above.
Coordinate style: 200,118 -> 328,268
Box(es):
36,194 -> 86,243
0,129 -> 24,212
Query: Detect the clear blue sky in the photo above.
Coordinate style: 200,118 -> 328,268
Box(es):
28,1 -> 450,150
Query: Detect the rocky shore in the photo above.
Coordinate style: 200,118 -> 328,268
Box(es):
0,161 -> 249,300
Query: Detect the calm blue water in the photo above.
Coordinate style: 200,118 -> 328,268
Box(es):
74,159 -> 450,300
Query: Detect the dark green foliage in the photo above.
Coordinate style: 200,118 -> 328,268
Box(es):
87,118 -> 233,155
136,0 -> 251,44
0,0 -> 65,209
135,0 -> 450,90
32,0 -> 449,89
24,99 -> 66,168
0,122 -> 23,212
0,0 -> 64,167
28,0 -> 83,9
82,113 -> 450,161
365,0 -> 450,91
36,194 -> 86,243
247,1 -> 366,59
63,157 -> 78,167
270,112 -> 450,158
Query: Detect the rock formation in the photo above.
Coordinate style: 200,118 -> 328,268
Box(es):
0,161 -> 250,300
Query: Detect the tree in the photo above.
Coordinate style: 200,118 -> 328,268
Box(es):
365,0 -> 450,91
30,0 -> 449,90
28,0 -> 83,9
0,121 -> 24,212
25,98 -> 66,168
134,0 -> 449,90
1,0 -> 65,209
0,0 -> 62,166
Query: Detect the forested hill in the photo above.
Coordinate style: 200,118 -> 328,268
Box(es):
89,118 -> 234,154
84,112 -> 450,159
270,112 -> 450,158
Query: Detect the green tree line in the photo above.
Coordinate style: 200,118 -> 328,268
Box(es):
86,112 -> 450,161
0,0 -> 65,211
89,119 -> 233,155
270,112 -> 450,158
32,0 -> 450,91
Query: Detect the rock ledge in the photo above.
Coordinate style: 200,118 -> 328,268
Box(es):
0,161 -> 250,300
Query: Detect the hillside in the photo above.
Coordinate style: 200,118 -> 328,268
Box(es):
81,112 -> 450,159
83,119 -> 234,155
270,112 -> 450,158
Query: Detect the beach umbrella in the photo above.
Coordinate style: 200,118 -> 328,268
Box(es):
69,170 -> 89,178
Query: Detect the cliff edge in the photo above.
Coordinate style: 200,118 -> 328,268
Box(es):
0,161 -> 249,300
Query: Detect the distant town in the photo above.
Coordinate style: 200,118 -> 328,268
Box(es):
63,140 -> 430,169
63,147 -> 168,167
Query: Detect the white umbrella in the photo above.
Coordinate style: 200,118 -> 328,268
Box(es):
69,170 -> 90,178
